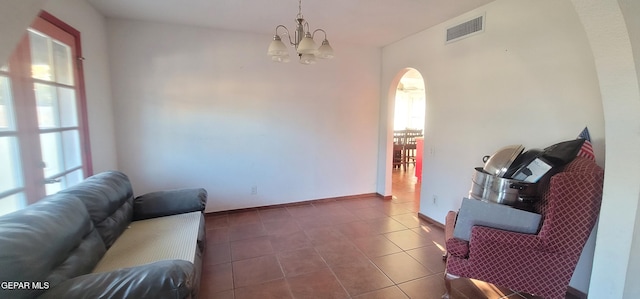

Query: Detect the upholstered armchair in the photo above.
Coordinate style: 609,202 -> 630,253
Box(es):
443,157 -> 604,299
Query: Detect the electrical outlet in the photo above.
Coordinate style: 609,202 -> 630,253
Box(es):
251,185 -> 258,195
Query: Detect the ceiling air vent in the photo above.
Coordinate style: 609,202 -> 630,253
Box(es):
446,15 -> 484,43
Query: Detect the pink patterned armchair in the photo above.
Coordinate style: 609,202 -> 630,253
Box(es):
443,157 -> 604,299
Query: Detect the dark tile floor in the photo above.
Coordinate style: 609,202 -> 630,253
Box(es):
199,167 -> 578,299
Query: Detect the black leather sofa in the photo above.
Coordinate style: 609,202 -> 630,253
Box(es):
0,171 -> 207,299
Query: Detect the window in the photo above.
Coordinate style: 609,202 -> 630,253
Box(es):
0,12 -> 91,216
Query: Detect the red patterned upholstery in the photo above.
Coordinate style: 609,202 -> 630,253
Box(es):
444,157 -> 604,299
445,211 -> 469,258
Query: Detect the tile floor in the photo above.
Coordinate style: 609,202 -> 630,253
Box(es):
198,167 -> 579,299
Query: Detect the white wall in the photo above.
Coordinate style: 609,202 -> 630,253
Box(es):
381,0 -> 605,293
0,0 -> 46,65
43,0 -> 118,173
106,19 -> 381,212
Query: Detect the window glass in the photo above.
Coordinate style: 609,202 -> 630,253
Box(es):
0,193 -> 26,217
0,137 -> 23,193
40,132 -> 63,177
0,76 -> 15,131
35,83 -> 59,128
58,87 -> 77,127
62,130 -> 81,169
53,41 -> 73,85
66,169 -> 83,188
29,30 -> 53,81
44,169 -> 84,196
44,177 -> 62,196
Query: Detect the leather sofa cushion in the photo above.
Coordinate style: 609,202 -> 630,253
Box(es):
133,188 -> 207,221
0,194 -> 106,299
60,171 -> 134,248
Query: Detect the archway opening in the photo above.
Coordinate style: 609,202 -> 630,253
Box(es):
390,68 -> 426,207
394,69 -> 426,131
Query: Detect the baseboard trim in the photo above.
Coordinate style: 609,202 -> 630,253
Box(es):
567,286 -> 588,299
205,193 -> 381,216
417,212 -> 445,229
377,193 -> 393,200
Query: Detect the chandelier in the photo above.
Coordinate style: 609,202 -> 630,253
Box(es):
267,0 -> 334,65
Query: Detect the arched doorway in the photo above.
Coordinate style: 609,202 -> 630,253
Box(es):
390,68 -> 426,208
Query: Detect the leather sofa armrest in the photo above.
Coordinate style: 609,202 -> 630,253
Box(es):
133,188 -> 207,221
39,260 -> 196,299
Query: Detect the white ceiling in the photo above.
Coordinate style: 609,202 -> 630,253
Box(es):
87,0 -> 495,47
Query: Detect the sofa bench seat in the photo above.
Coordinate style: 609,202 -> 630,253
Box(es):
93,211 -> 202,273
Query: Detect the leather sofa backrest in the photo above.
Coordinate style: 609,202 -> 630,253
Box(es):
0,194 -> 106,299
59,171 -> 134,248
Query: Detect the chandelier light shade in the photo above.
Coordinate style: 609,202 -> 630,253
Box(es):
299,53 -> 316,65
316,39 -> 334,59
267,36 -> 288,56
267,0 -> 334,64
297,33 -> 318,55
